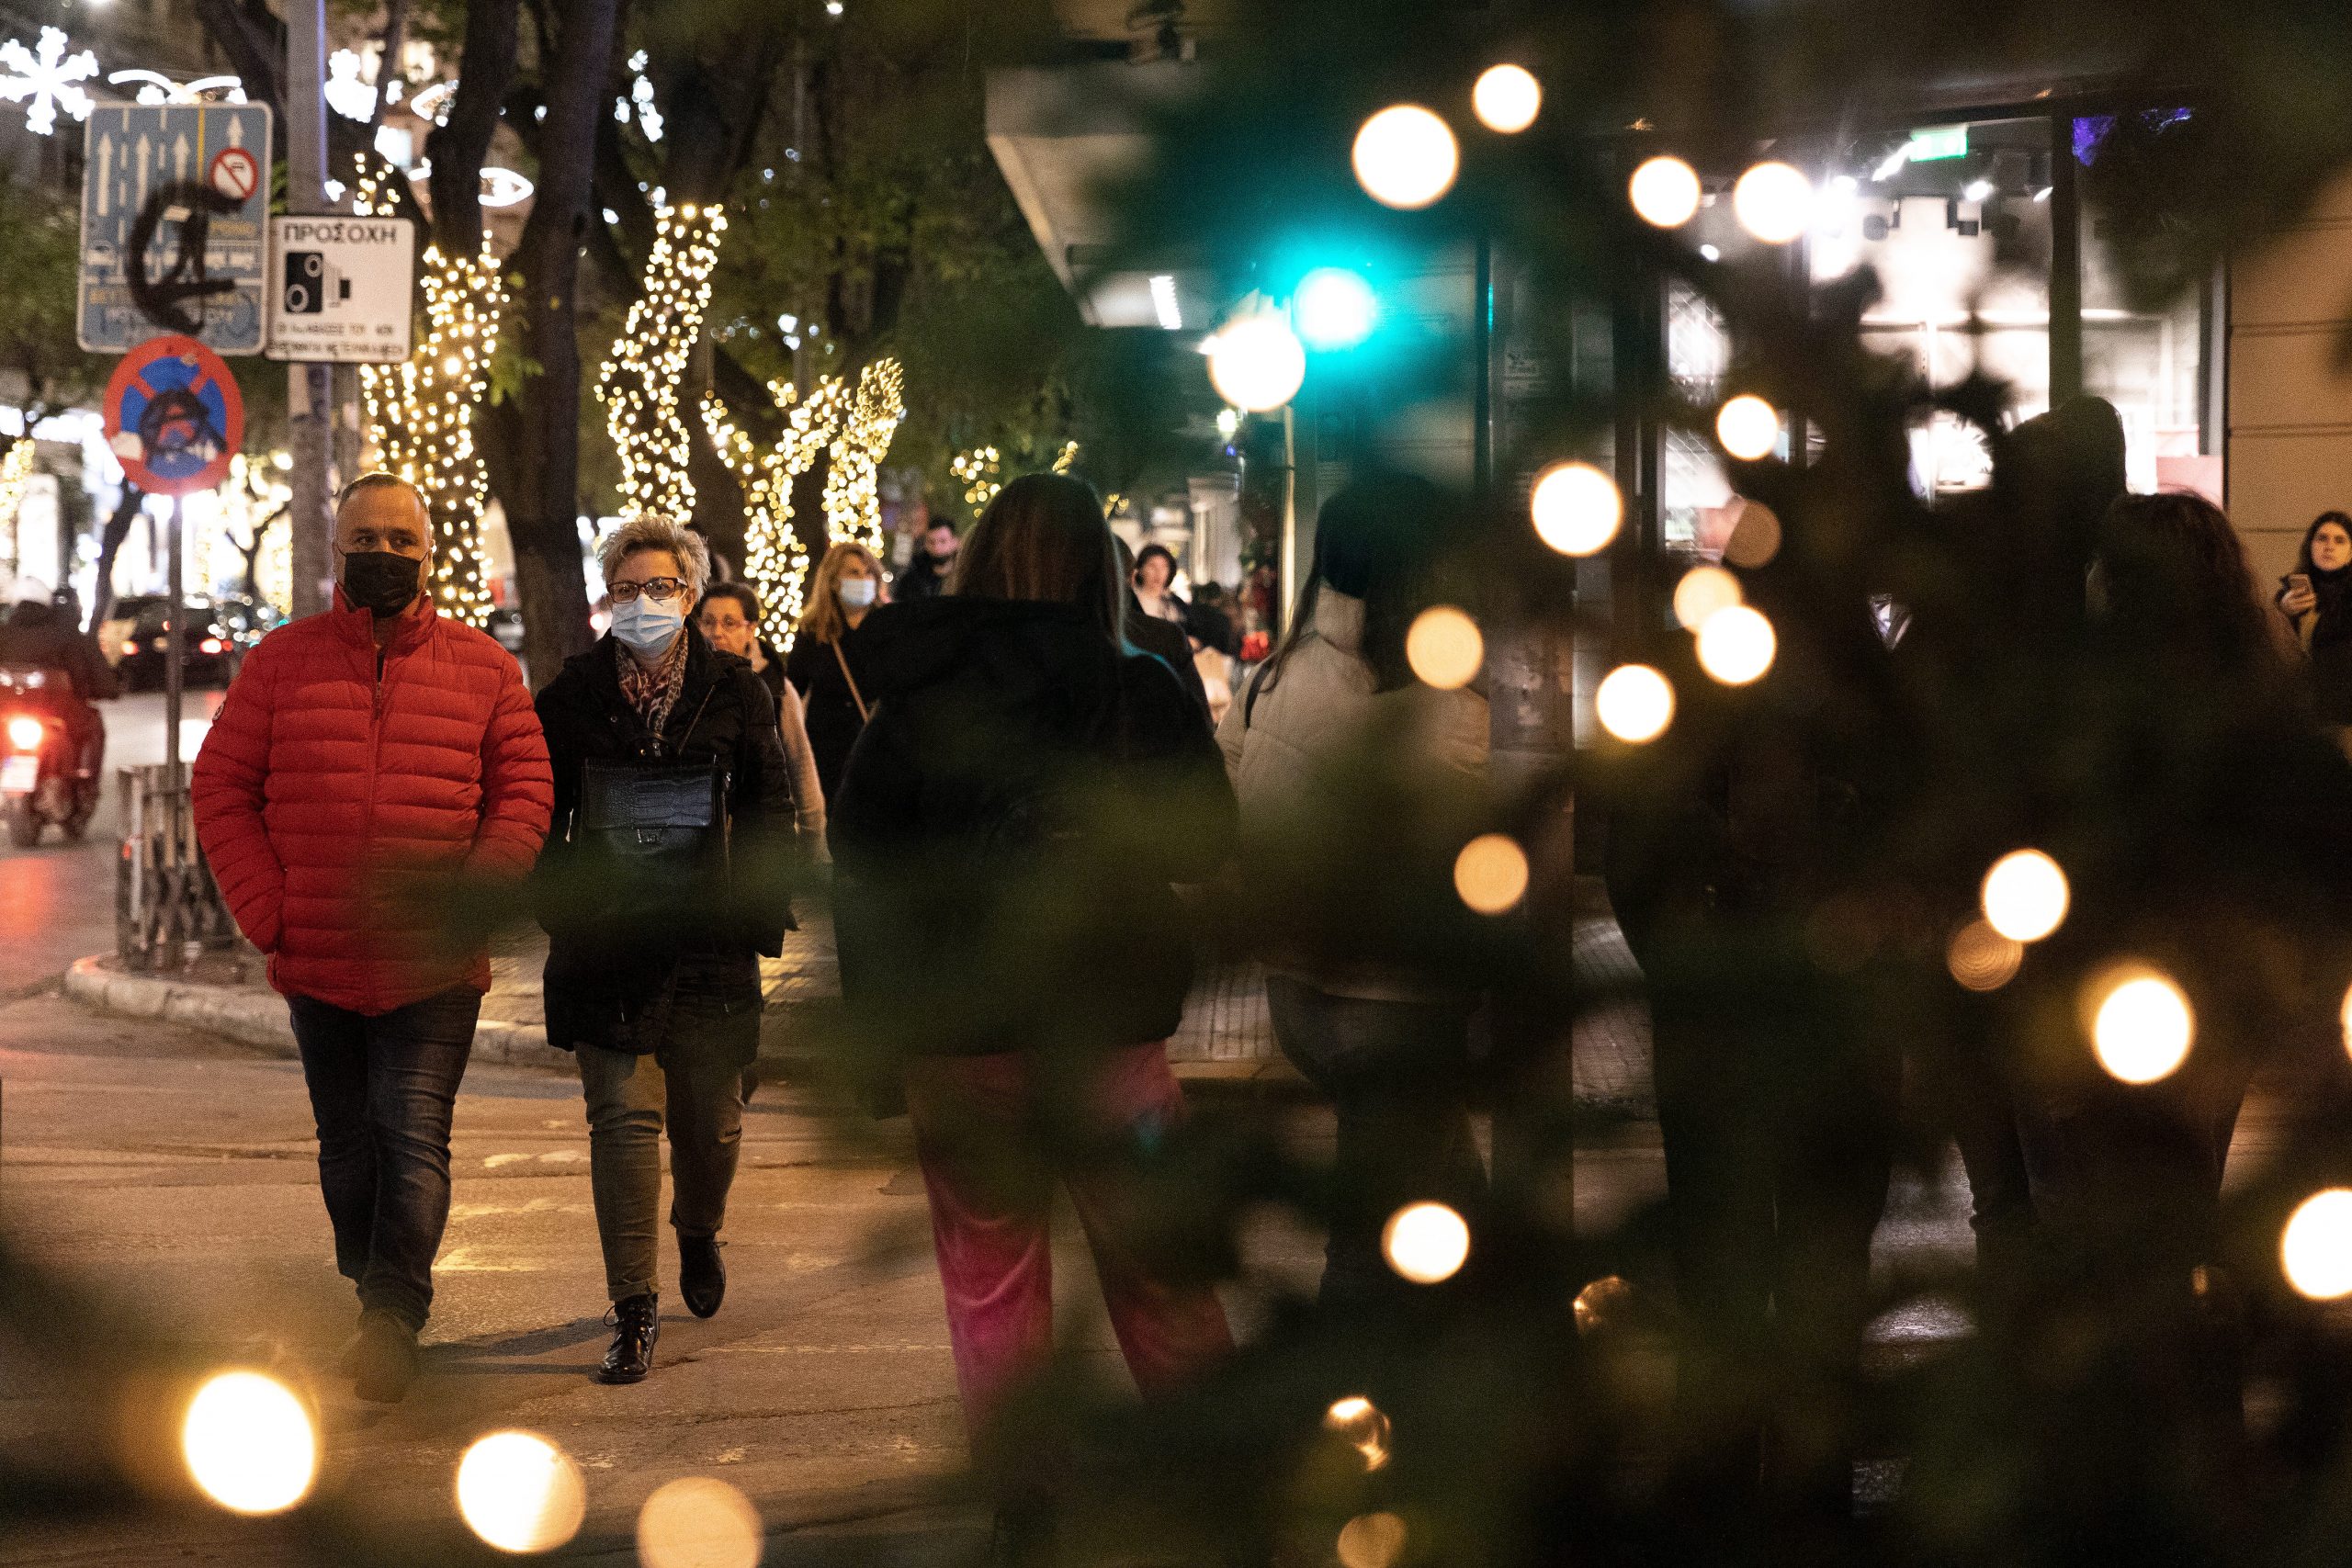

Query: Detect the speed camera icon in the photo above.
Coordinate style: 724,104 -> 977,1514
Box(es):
281,250 -> 352,315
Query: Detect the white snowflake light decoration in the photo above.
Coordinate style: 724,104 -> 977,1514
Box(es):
323,50 -> 377,121
0,28 -> 97,137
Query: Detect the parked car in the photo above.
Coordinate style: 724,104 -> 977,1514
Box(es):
103,593 -> 279,692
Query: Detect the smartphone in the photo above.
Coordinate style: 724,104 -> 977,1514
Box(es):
2290,572 -> 2313,595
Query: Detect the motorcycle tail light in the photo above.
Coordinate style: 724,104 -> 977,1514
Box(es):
6,716 -> 43,751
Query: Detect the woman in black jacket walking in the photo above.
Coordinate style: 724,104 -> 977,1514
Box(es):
785,539 -> 885,800
830,473 -> 1236,1551
2277,510 -> 2352,723
535,516 -> 798,1385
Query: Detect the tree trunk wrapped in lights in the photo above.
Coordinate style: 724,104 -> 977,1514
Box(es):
702,377 -> 842,652
599,202 -> 728,525
820,357 -> 905,558
354,162 -> 504,627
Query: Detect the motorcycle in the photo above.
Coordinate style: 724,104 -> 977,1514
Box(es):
0,666 -> 99,848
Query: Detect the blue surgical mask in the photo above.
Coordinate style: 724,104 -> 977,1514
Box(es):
839,577 -> 877,609
610,594 -> 685,653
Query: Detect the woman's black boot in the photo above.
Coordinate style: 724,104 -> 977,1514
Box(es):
598,1293 -> 660,1383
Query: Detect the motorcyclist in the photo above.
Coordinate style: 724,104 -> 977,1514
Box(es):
0,579 -> 117,779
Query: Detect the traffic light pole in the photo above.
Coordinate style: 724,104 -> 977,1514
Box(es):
285,0 -> 334,618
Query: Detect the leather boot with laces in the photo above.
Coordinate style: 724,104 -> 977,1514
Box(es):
598,1293 -> 659,1384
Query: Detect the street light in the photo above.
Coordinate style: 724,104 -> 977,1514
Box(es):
1206,313 -> 1307,412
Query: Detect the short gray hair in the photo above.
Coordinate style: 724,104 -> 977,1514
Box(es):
598,513 -> 709,600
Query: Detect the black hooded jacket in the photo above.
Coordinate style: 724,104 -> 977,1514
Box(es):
532,626 -> 797,1052
829,597 -> 1236,1057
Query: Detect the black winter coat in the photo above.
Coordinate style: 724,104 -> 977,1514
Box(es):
829,598 -> 1236,1059
534,626 -> 797,1053
786,623 -> 875,802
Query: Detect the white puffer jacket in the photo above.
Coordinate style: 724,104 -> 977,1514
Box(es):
1216,590 -> 1488,1001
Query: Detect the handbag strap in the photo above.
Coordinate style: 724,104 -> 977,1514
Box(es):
832,638 -> 871,724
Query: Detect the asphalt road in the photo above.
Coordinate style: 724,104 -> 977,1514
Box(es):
0,688 -> 220,993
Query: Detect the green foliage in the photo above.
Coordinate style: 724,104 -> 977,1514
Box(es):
0,175 -> 107,421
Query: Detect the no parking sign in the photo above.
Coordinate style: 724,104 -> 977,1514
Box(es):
103,333 -> 243,496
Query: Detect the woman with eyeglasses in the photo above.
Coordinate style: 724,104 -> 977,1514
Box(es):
698,581 -> 825,846
785,542 -> 886,802
534,517 -> 802,1385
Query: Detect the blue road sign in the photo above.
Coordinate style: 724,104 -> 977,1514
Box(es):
76,102 -> 273,355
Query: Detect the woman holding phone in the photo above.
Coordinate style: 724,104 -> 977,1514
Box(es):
2277,510 -> 2352,723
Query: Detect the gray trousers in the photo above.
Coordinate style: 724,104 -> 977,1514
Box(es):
577,1033 -> 748,1303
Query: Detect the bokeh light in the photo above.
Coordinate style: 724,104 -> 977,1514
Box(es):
2339,981 -> 2352,1060
1471,63 -> 1542,133
1629,155 -> 1702,228
2089,969 -> 2194,1085
1720,501 -> 1783,568
1382,1201 -> 1472,1284
1733,160 -> 1815,243
1323,1395 -> 1394,1472
1352,105 -> 1459,209
1453,833 -> 1529,915
457,1431 -> 587,1554
1672,564 -> 1743,629
1295,266 -> 1378,351
1595,664 -> 1675,743
1980,850 -> 2070,942
638,1476 -> 764,1568
1946,919 -> 2025,992
1715,394 -> 1781,461
1406,606 -> 1484,689
1573,1275 -> 1634,1335
1338,1512 -> 1410,1568
1695,604 -> 1776,685
1530,461 -> 1623,556
2282,1189 -> 2352,1300
1206,313 -> 1307,412
181,1371 -> 317,1516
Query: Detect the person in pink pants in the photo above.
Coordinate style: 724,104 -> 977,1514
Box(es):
829,474 -> 1239,1561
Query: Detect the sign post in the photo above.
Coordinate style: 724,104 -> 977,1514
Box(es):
75,103 -> 273,355
264,215 -> 417,362
102,335 -> 244,780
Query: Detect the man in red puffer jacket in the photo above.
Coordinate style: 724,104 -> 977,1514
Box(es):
192,473 -> 551,1404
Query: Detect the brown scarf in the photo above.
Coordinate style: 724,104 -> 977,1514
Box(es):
616,631 -> 689,740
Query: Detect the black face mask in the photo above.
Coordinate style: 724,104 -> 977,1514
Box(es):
341,550 -> 423,615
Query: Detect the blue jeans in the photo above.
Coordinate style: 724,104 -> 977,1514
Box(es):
1264,974 -> 1485,1313
288,987 -> 481,1332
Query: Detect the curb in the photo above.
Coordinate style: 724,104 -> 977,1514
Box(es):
64,955 -> 578,1072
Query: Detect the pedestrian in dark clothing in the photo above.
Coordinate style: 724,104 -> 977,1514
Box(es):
2277,510 -> 2352,724
1114,537 -> 1211,717
535,516 -> 800,1385
785,540 -> 884,801
1603,498 -> 1902,1541
895,518 -> 960,603
831,472 -> 1237,1559
697,582 -> 826,840
0,583 -> 118,777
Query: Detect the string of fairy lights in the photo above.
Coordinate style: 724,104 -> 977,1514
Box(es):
598,201 -> 728,523
701,377 -> 841,651
820,359 -> 907,561
353,159 -> 503,626
950,438 -> 1080,513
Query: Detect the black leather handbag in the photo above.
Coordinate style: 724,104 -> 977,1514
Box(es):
578,758 -> 732,903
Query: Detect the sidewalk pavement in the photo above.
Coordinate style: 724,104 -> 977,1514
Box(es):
64,882 -> 1657,1107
